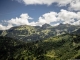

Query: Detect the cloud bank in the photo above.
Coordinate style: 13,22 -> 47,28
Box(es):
37,9 -> 80,26
69,0 -> 80,11
15,0 -> 80,11
16,0 -> 72,6
0,13 -> 33,30
1,0 -> 80,30
0,24 -> 13,30
8,13 -> 33,25
0,9 -> 80,30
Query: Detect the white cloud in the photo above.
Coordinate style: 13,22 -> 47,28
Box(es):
0,13 -> 33,30
72,20 -> 80,25
8,13 -> 33,25
0,24 -> 13,30
1,9 -> 80,30
57,9 -> 80,25
52,23 -> 60,26
69,0 -> 80,11
15,0 -> 80,11
55,0 -> 72,6
0,24 -> 6,30
37,9 -> 80,26
37,12 -> 58,26
29,21 -> 37,26
16,0 -> 54,5
58,9 -> 77,24
15,0 -> 72,6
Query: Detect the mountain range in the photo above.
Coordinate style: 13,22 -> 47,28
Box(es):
0,23 -> 80,41
0,23 -> 80,60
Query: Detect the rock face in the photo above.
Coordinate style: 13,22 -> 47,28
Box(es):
42,23 -> 51,29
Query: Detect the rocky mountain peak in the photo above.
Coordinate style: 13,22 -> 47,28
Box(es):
42,23 -> 51,29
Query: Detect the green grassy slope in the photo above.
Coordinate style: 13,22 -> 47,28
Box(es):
0,34 -> 80,60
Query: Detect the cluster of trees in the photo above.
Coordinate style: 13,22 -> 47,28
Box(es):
0,34 -> 80,60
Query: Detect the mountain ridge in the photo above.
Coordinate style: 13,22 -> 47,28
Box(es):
0,23 -> 80,41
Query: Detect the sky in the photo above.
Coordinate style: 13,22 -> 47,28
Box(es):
0,0 -> 80,30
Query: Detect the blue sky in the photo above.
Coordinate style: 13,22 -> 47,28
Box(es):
0,0 -> 80,30
0,0 -> 63,21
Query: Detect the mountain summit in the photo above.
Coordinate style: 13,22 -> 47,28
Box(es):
42,23 -> 51,29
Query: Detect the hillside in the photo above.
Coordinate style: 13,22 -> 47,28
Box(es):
0,24 -> 80,41
0,30 -> 3,36
0,34 -> 80,60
